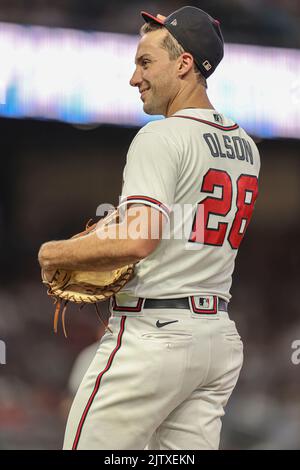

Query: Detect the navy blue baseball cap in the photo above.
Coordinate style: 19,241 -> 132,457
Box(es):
141,6 -> 224,79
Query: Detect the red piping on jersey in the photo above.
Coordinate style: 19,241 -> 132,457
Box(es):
112,296 -> 143,312
171,115 -> 239,131
123,195 -> 170,216
72,316 -> 126,450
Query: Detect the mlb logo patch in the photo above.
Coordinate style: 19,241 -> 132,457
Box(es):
191,295 -> 217,314
213,113 -> 223,124
198,296 -> 214,309
202,60 -> 212,71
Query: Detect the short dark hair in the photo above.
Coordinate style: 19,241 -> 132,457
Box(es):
140,22 -> 207,89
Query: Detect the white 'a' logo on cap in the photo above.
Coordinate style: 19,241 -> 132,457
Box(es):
170,19 -> 177,26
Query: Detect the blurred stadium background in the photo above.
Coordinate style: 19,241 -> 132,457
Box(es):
0,0 -> 300,449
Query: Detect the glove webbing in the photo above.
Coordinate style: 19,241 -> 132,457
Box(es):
53,298 -> 112,338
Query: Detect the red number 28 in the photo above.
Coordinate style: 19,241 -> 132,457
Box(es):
189,169 -> 258,250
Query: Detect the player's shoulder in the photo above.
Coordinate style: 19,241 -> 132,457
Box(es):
137,117 -> 180,138
130,118 -> 182,154
138,109 -> 238,136
135,115 -> 195,151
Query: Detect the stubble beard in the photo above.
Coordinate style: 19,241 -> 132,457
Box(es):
143,88 -> 167,116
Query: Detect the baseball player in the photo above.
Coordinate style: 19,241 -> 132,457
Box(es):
39,6 -> 260,450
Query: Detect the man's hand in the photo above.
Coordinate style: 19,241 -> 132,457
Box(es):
39,242 -> 61,283
38,241 -> 59,277
41,268 -> 57,283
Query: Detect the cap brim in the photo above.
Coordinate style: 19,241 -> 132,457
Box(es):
141,11 -> 164,25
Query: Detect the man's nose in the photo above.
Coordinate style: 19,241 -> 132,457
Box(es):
130,67 -> 142,87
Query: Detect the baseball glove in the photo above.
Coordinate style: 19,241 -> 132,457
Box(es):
42,210 -> 135,337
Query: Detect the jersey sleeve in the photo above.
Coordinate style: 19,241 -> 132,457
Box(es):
119,130 -> 179,220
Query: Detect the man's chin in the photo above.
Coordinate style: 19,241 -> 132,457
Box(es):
142,103 -> 153,115
143,103 -> 163,116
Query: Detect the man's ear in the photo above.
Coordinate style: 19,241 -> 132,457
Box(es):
177,53 -> 194,77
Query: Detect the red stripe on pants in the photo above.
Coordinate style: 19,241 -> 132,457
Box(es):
72,315 -> 126,450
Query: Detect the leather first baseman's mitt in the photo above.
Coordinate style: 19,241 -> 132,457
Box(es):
42,210 -> 135,337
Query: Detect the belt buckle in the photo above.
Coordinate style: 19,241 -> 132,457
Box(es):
189,295 -> 218,315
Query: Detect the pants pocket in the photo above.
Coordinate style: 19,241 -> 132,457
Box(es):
222,330 -> 242,342
140,332 -> 193,343
221,320 -> 242,344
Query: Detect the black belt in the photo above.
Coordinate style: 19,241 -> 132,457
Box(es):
143,297 -> 228,311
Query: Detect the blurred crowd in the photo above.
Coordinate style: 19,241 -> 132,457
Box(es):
0,0 -> 299,47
